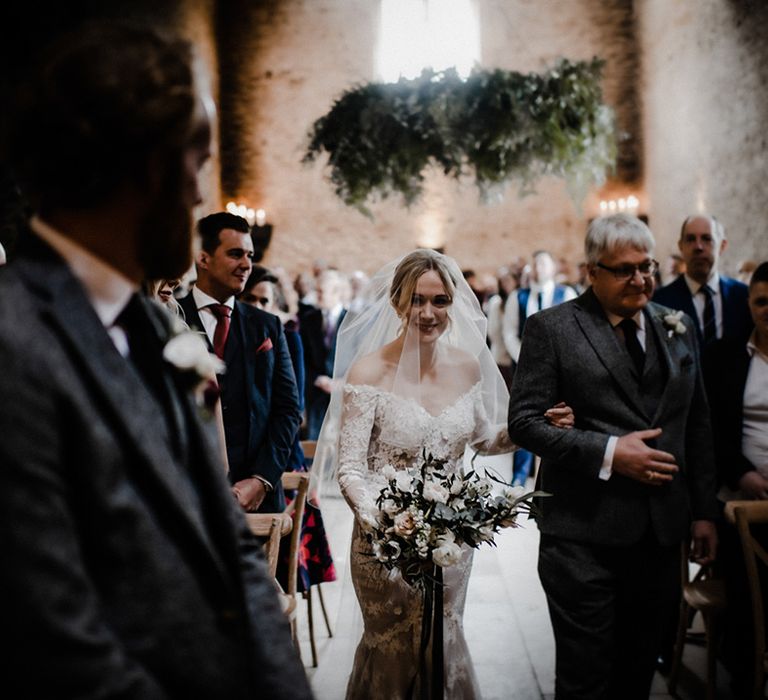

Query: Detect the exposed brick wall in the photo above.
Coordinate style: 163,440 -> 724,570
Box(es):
217,0 -> 641,276
639,0 -> 768,273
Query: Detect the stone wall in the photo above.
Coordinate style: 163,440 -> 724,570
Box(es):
639,0 -> 768,274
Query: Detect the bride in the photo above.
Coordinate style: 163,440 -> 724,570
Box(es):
316,249 -> 572,699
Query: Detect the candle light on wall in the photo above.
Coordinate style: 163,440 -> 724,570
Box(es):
225,200 -> 256,226
599,194 -> 640,214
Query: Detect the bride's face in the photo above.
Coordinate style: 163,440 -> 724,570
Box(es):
409,270 -> 451,341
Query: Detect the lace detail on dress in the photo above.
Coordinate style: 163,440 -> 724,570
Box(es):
338,382 -> 483,699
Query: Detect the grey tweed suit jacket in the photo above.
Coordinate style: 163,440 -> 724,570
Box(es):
0,233 -> 312,699
508,288 -> 718,547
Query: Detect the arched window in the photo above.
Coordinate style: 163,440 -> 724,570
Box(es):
376,0 -> 480,82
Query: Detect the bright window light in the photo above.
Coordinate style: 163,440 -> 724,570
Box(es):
377,0 -> 480,82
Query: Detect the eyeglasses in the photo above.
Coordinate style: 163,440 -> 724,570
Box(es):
595,259 -> 658,282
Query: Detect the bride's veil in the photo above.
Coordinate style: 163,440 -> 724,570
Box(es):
313,248 -> 510,496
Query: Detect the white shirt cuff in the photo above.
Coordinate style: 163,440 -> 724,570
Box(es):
599,436 -> 618,480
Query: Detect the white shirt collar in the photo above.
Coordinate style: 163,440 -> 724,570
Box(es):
530,279 -> 555,294
684,271 -> 720,296
747,330 -> 768,361
30,215 -> 137,328
192,285 -> 235,311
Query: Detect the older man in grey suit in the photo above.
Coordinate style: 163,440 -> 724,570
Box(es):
508,214 -> 718,699
0,22 -> 311,699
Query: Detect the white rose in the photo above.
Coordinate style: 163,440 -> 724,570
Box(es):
423,481 -> 449,504
381,498 -> 400,516
449,479 -> 464,495
432,539 -> 462,567
163,332 -> 224,379
382,464 -> 397,481
395,471 -> 412,492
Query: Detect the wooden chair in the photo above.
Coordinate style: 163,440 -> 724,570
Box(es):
298,440 -> 334,667
245,512 -> 293,578
667,540 -> 728,699
725,500 -> 768,700
281,470 -> 310,654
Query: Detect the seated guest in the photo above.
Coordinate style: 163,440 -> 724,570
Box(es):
704,261 -> 768,698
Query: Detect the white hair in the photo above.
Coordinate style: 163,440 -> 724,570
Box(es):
584,214 -> 655,265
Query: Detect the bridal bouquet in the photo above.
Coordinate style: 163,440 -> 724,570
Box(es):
360,451 -> 542,590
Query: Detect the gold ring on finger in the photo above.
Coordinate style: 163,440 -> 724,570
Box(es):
646,470 -> 655,481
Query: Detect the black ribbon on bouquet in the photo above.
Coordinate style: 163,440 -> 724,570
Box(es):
410,564 -> 444,700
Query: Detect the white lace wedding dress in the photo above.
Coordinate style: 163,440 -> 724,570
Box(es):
338,382 -> 485,700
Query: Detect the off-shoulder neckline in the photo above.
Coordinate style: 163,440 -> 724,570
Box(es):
344,381 -> 480,419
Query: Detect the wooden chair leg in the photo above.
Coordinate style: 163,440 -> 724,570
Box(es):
317,584 -> 333,637
668,598 -> 689,695
703,612 -> 718,700
306,590 -> 318,667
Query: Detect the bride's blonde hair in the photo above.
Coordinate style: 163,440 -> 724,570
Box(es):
389,249 -> 457,320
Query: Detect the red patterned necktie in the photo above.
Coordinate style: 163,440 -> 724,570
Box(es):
209,304 -> 232,359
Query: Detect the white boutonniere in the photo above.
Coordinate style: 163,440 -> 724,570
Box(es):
662,310 -> 687,338
163,323 -> 225,409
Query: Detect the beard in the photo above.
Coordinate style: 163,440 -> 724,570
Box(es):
136,161 -> 195,281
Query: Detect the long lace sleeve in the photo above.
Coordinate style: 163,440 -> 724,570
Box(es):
337,385 -> 379,519
470,383 -> 515,456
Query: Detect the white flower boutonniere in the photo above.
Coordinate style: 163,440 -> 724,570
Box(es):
662,310 -> 687,339
163,329 -> 225,409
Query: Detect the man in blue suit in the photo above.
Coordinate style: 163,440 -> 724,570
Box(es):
180,213 -> 301,514
654,214 -> 752,348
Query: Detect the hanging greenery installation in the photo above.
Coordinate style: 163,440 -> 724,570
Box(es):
303,58 -> 616,215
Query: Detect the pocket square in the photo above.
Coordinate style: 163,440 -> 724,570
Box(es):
256,337 -> 273,354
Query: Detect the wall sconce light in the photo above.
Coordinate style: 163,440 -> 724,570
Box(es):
599,194 -> 640,214
225,201 -> 273,263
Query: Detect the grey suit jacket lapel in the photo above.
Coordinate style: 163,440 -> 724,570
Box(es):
22,255 -> 232,588
644,304 -> 681,426
573,290 -> 648,420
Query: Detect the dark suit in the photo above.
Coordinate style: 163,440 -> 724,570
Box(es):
653,274 -> 752,347
703,337 -> 768,694
0,233 -> 311,698
298,305 -> 345,439
180,294 -> 301,513
508,288 -> 718,699
703,338 -> 755,490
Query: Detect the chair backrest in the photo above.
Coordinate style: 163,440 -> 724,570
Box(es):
245,512 -> 293,578
281,471 -> 311,597
725,500 -> 768,698
300,439 -> 317,460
